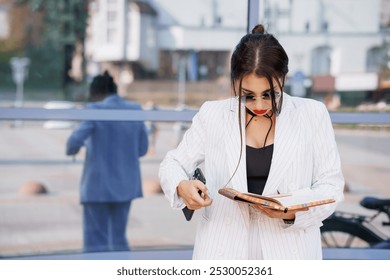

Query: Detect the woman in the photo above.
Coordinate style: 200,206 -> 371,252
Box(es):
159,25 -> 344,259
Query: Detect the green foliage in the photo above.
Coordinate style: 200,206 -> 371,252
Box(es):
15,0 -> 44,11
13,0 -> 89,91
18,0 -> 88,47
24,45 -> 63,89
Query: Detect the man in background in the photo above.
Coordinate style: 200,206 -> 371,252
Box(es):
66,71 -> 149,252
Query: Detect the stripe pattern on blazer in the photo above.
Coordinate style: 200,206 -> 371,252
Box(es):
159,93 -> 344,259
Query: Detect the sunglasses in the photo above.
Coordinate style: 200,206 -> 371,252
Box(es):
242,91 -> 281,104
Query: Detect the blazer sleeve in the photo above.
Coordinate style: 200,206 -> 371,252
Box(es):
290,103 -> 344,230
66,120 -> 95,155
138,122 -> 149,157
129,103 -> 149,157
159,102 -> 209,209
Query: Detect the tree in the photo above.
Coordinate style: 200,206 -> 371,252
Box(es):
16,0 -> 89,90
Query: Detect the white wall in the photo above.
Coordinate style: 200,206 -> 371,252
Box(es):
90,0 -> 127,62
280,33 -> 383,76
89,0 -> 158,66
267,0 -> 381,34
151,0 -> 246,28
158,27 -> 245,51
126,2 -> 141,61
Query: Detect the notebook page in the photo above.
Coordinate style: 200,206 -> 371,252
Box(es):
272,188 -> 330,207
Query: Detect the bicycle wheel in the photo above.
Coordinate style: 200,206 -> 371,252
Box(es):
321,216 -> 384,248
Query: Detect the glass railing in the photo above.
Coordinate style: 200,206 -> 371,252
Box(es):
0,108 -> 389,258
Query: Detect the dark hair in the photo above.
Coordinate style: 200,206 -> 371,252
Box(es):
224,24 -> 289,187
231,24 -> 289,116
89,71 -> 117,101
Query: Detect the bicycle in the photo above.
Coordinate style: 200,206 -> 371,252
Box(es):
320,196 -> 390,249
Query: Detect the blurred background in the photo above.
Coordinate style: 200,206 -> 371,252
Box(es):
0,0 -> 390,258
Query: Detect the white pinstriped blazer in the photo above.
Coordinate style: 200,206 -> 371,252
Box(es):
159,93 -> 344,260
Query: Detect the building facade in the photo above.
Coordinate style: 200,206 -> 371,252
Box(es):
85,0 -> 389,105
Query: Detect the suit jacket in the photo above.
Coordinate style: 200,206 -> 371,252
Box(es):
66,95 -> 149,203
159,93 -> 344,259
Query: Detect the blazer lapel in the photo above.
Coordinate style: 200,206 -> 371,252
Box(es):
263,93 -> 300,195
223,98 -> 251,229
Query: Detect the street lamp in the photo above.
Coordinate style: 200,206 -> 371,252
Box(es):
10,57 -> 30,108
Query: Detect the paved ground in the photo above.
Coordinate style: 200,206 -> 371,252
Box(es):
0,120 -> 390,257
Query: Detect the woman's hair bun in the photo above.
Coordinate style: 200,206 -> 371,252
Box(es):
251,24 -> 265,34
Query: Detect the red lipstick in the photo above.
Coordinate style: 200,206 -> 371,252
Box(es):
253,109 -> 267,115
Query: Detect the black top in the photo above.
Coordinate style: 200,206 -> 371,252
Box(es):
246,144 -> 274,195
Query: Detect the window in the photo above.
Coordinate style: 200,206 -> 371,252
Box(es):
367,46 -> 386,72
311,46 -> 332,75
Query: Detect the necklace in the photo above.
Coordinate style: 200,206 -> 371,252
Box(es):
245,111 -> 274,148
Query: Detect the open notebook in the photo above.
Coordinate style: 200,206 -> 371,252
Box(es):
218,187 -> 335,212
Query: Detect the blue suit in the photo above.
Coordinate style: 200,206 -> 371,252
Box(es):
66,94 -> 148,252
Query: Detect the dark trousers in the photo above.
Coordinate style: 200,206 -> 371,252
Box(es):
82,201 -> 131,252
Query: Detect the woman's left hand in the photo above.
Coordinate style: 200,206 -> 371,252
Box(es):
252,205 -> 309,220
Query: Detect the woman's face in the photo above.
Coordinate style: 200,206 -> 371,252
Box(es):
240,73 -> 281,116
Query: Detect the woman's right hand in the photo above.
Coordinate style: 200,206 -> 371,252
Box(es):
177,180 -> 213,210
